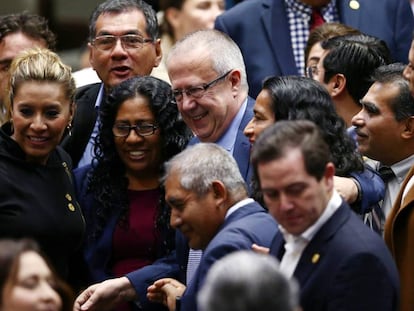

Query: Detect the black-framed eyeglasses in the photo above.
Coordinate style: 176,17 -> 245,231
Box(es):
172,70 -> 233,102
305,65 -> 319,79
92,34 -> 153,51
112,123 -> 159,137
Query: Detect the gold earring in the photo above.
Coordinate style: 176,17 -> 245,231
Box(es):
66,123 -> 72,137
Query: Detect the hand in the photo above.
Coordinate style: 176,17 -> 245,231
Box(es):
73,277 -> 136,311
147,278 -> 186,311
252,243 -> 270,255
334,176 -> 358,204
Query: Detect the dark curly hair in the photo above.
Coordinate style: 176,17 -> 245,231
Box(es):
0,12 -> 56,50
87,76 -> 192,253
251,76 -> 364,203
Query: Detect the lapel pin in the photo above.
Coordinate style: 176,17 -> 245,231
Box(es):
312,253 -> 320,264
349,0 -> 360,10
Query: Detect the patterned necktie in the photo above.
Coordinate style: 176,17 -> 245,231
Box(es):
378,166 -> 395,183
310,8 -> 325,31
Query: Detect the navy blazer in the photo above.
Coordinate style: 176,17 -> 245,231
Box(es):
74,165 -> 175,311
188,96 -> 254,187
179,201 -> 278,311
126,97 -> 255,305
215,0 -> 414,98
270,201 -> 400,311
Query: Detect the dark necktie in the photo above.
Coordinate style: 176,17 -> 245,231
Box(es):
310,8 -> 325,31
378,166 -> 395,183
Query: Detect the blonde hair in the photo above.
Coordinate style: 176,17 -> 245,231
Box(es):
5,47 -> 76,121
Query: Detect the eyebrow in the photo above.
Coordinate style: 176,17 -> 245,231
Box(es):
360,100 -> 380,113
95,30 -> 143,36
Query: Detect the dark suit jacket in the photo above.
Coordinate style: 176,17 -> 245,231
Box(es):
178,201 -> 278,311
126,97 -> 255,306
215,0 -> 414,98
74,164 -> 172,311
188,96 -> 254,187
271,201 -> 400,311
61,83 -> 102,167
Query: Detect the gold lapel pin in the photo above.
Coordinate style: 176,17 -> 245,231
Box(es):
312,253 -> 320,264
349,0 -> 360,10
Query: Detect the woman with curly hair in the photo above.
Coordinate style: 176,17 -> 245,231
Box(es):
74,75 -> 192,311
244,76 -> 384,229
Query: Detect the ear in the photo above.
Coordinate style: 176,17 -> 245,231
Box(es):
165,7 -> 181,31
211,180 -> 227,209
329,73 -> 346,98
401,116 -> 414,139
87,42 -> 95,69
228,69 -> 242,95
153,38 -> 162,67
323,162 -> 336,192
68,102 -> 75,122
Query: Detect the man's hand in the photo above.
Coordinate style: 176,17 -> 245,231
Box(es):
147,278 -> 186,311
334,176 -> 359,204
73,277 -> 137,311
252,243 -> 270,254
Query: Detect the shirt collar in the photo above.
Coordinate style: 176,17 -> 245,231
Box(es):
284,0 -> 337,19
215,98 -> 248,154
225,198 -> 255,219
94,83 -> 105,109
279,189 -> 342,243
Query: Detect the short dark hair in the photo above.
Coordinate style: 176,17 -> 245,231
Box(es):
0,12 -> 56,50
88,0 -> 159,41
251,120 -> 331,182
321,34 -> 391,103
305,22 -> 360,67
370,63 -> 414,121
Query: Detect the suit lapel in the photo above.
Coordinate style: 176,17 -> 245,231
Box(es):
293,203 -> 349,285
233,97 -> 254,183
263,0 -> 302,75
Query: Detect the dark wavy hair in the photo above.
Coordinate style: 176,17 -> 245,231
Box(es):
0,12 -> 56,50
251,76 -> 364,203
262,76 -> 363,174
87,76 -> 192,253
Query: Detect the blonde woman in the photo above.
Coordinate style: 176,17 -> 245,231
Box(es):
0,48 -> 85,283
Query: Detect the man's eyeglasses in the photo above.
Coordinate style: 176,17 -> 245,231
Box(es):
172,70 -> 233,102
305,65 -> 319,79
112,123 -> 159,137
92,34 -> 153,51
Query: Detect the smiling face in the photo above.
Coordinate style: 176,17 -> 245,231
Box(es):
2,251 -> 62,311
11,81 -> 73,165
113,95 -> 162,185
165,170 -> 224,249
244,89 -> 275,144
403,40 -> 414,97
168,0 -> 225,41
89,9 -> 161,88
258,148 -> 334,235
351,82 -> 405,165
167,49 -> 239,143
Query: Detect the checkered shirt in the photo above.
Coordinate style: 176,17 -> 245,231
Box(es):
284,0 -> 339,75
